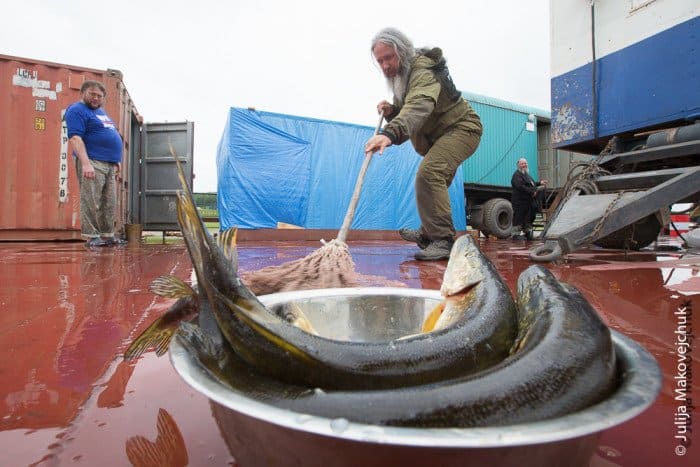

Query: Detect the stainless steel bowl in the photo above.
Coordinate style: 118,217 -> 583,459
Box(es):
170,287 -> 661,467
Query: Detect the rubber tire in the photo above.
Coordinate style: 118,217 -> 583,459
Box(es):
481,198 -> 513,239
530,242 -> 563,262
468,207 -> 484,230
594,214 -> 662,250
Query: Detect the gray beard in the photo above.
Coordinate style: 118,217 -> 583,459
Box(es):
519,168 -> 529,175
386,65 -> 411,106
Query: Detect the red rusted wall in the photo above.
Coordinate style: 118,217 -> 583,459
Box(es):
0,54 -> 140,240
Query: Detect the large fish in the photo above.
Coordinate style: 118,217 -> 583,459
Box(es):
181,197 -> 518,389
180,263 -> 617,427
142,152 -> 518,390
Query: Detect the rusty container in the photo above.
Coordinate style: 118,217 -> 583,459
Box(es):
0,54 -> 142,241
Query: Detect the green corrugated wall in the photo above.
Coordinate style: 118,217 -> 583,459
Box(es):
460,91 -> 549,187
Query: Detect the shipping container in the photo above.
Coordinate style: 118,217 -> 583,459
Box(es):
0,54 -> 142,240
550,0 -> 700,153
460,91 -> 545,185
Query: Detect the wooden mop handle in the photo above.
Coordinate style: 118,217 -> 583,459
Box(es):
336,114 -> 384,242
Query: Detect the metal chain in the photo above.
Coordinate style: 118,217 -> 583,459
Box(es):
558,136 -> 617,207
546,159 -> 607,228
578,190 -> 625,246
546,137 -> 619,240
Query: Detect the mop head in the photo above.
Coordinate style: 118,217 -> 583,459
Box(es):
241,239 -> 359,295
241,238 -> 406,295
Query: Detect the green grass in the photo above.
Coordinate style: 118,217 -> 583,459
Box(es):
139,221 -> 220,245
141,235 -> 184,245
198,207 -> 218,218
135,199 -> 219,244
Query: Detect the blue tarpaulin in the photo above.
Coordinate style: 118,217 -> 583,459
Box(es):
216,108 -> 466,231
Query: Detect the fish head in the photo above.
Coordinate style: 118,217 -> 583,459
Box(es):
440,235 -> 484,298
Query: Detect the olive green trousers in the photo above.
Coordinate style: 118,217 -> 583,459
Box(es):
415,127 -> 481,240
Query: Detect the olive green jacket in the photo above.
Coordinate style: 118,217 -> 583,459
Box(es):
381,48 -> 482,155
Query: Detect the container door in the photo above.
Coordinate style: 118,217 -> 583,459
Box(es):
537,124 -> 556,186
130,121 -> 194,230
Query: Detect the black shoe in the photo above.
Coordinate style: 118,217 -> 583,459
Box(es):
511,234 -> 526,241
399,228 -> 429,249
415,239 -> 454,261
107,237 -> 128,246
85,237 -> 109,248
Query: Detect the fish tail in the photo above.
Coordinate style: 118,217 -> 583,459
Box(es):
125,409 -> 188,466
172,187 -> 292,360
169,146 -> 311,366
149,275 -> 196,299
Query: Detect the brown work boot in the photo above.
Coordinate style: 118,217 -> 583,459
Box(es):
399,228 -> 429,249
414,239 -> 454,261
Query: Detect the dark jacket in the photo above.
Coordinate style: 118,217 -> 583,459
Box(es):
511,170 -> 543,226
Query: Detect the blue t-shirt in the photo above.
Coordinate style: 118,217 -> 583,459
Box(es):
65,102 -> 123,163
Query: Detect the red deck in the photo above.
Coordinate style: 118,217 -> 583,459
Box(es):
0,237 -> 698,466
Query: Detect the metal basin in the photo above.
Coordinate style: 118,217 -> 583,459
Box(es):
170,287 -> 662,467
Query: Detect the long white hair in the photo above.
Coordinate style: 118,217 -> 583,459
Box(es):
371,28 -> 416,105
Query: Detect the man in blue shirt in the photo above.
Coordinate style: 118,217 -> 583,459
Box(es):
65,80 -> 126,247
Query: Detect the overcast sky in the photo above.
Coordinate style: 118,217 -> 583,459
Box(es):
3,0 -> 551,192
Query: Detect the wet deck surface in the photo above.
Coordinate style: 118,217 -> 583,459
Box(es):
1,237 -> 698,466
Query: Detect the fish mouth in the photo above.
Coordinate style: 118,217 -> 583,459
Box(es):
443,282 -> 478,301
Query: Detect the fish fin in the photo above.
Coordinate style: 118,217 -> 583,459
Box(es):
169,143 -> 194,198
149,275 -> 196,299
176,190 -> 207,282
170,145 -> 209,290
124,317 -> 178,361
510,325 -> 534,355
218,227 -> 239,270
421,301 -> 445,333
124,296 -> 198,360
